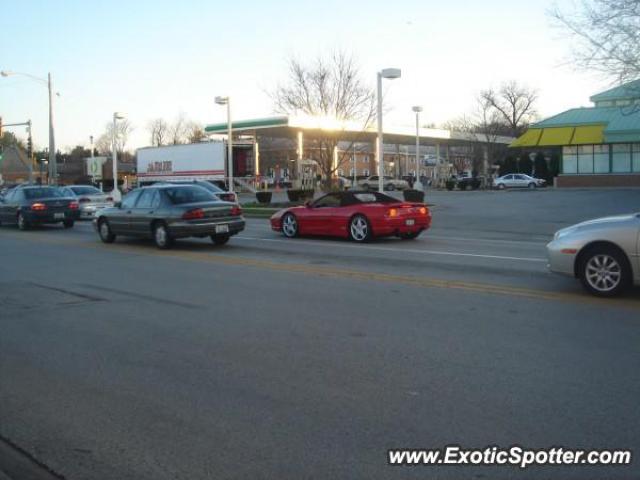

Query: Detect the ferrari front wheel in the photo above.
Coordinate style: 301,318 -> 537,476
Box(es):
282,213 -> 298,238
349,215 -> 371,243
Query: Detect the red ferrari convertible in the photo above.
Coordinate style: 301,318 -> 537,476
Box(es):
270,191 -> 431,242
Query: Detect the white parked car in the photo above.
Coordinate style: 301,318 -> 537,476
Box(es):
493,174 -> 546,189
60,185 -> 114,219
358,176 -> 409,191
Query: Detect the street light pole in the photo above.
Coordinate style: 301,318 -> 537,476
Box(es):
376,68 -> 401,192
412,106 -> 423,191
48,73 -> 56,184
111,112 -> 125,201
215,96 -> 233,192
0,70 -> 57,184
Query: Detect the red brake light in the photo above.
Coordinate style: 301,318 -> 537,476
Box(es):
388,208 -> 398,217
419,207 -> 427,215
79,197 -> 91,203
182,208 -> 205,220
230,206 -> 243,216
31,202 -> 47,211
69,201 -> 79,210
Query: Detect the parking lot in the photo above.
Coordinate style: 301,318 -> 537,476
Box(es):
1,188 -> 639,479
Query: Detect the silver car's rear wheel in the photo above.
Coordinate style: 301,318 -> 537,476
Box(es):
580,248 -> 630,297
17,213 -> 29,230
282,213 -> 298,238
153,223 -> 173,249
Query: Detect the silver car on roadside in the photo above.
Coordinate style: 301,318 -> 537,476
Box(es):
493,174 -> 546,189
61,185 -> 114,219
547,213 -> 640,296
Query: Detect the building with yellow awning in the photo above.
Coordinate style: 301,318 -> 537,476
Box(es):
511,80 -> 640,187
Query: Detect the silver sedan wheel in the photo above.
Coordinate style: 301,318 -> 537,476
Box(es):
585,254 -> 622,292
350,216 -> 369,242
282,214 -> 298,238
154,224 -> 170,248
17,213 -> 27,230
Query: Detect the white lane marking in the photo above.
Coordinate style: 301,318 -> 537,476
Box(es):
234,235 -> 547,263
425,234 -> 548,246
241,220 -> 549,246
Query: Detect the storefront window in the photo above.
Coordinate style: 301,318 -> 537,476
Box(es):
594,145 -> 610,173
562,146 -> 577,174
578,145 -> 594,173
612,144 -> 631,172
633,144 -> 640,173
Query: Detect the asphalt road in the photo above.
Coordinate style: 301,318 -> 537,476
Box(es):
1,188 -> 639,480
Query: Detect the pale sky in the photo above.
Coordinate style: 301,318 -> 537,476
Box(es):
0,0 -> 613,152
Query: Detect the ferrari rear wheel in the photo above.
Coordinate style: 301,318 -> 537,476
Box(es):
349,215 -> 371,243
282,213 -> 298,238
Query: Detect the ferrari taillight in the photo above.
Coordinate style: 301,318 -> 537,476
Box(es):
419,207 -> 427,215
183,208 -> 205,220
388,208 -> 398,217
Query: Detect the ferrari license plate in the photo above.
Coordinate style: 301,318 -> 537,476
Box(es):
54,213 -> 65,219
405,219 -> 415,226
215,224 -> 229,234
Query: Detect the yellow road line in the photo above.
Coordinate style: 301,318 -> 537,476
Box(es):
3,229 -> 639,309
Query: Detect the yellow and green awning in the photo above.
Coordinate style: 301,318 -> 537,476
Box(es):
510,125 -> 605,147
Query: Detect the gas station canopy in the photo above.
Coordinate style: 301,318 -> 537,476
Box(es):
205,115 -> 514,146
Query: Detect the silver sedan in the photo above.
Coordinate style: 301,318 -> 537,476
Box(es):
547,214 -> 640,296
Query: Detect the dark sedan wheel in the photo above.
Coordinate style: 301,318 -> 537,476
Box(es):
349,215 -> 372,243
497,183 -> 506,190
579,247 -> 630,297
17,213 -> 29,231
63,220 -> 75,229
211,234 -> 230,245
153,222 -> 173,249
98,219 -> 116,243
282,213 -> 298,238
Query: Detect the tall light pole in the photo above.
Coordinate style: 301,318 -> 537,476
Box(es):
215,96 -> 233,192
1,70 -> 57,184
412,106 -> 423,191
376,68 -> 401,192
111,112 -> 126,201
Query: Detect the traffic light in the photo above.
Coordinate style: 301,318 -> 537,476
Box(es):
27,135 -> 33,159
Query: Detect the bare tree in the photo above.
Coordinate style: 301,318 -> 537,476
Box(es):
97,119 -> 134,154
550,0 -> 640,82
169,113 -> 188,145
148,118 -> 169,146
186,121 -> 205,143
480,81 -> 537,137
271,51 -> 376,186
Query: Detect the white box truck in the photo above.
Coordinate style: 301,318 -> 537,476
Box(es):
136,141 -> 254,187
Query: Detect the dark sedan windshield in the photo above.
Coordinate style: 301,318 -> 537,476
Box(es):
163,186 -> 218,205
23,188 -> 66,199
